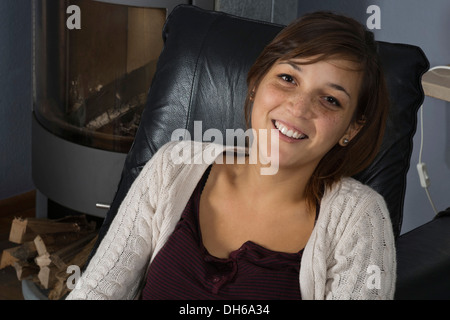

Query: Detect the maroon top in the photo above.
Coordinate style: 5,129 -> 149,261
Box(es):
141,166 -> 303,300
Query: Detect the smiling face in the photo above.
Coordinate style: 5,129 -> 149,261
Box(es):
250,57 -> 363,173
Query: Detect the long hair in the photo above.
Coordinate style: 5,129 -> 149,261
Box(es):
244,11 -> 390,207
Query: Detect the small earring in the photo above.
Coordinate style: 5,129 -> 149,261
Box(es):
249,88 -> 256,101
342,138 -> 350,146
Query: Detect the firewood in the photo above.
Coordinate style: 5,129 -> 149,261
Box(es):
48,276 -> 68,301
34,234 -> 70,257
9,218 -> 79,244
0,241 -> 37,269
2,214 -> 99,297
33,235 -> 48,257
48,235 -> 98,300
9,241 -> 37,260
13,260 -> 39,280
33,230 -> 95,257
0,249 -> 18,269
85,93 -> 146,130
38,265 -> 59,290
34,253 -> 52,268
49,232 -> 97,270
9,215 -> 96,244
33,232 -> 96,292
53,215 -> 96,229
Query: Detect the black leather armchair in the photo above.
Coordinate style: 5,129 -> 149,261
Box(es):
93,5 -> 450,299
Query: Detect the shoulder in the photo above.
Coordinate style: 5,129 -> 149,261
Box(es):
151,140 -> 227,164
327,177 -> 383,200
142,140 -> 233,188
150,140 -> 245,169
319,177 -> 392,239
323,177 -> 388,214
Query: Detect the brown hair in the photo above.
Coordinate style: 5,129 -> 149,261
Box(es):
245,11 -> 389,207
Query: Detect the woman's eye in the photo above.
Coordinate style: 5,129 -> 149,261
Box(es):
323,96 -> 341,107
278,74 -> 296,84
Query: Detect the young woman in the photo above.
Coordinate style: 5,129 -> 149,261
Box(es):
67,11 -> 395,300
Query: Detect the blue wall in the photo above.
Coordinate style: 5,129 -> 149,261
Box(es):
297,0 -> 450,234
0,0 -> 34,200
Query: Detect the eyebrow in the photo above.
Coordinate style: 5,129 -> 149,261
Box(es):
326,83 -> 351,99
279,61 -> 352,99
280,61 -> 302,72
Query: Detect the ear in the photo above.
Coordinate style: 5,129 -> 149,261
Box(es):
339,119 -> 365,147
249,87 -> 256,101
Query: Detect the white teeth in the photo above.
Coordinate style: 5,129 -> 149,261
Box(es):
274,121 -> 307,140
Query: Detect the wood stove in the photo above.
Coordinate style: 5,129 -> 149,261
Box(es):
32,0 -> 214,219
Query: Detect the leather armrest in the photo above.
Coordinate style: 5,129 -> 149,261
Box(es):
395,213 -> 450,299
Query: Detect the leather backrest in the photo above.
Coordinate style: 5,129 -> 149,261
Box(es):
96,5 -> 429,247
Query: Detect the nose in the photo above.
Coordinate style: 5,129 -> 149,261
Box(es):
286,92 -> 314,119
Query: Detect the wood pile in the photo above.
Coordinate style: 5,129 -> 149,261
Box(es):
0,215 -> 98,300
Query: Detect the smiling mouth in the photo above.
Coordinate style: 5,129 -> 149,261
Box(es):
273,120 -> 308,140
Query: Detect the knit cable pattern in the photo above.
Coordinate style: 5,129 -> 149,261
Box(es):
67,141 -> 396,300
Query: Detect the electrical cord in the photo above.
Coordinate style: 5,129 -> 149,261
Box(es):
417,65 -> 450,215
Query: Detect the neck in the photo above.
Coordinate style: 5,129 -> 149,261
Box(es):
238,155 -> 313,206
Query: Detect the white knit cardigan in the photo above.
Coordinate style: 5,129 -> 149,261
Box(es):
66,141 -> 396,300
